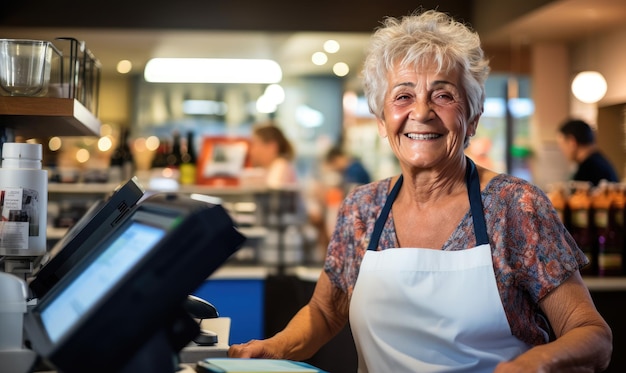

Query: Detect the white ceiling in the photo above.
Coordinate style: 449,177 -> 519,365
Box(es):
1,0 -> 626,82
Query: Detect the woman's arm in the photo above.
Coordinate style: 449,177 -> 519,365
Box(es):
495,271 -> 612,372
228,271 -> 350,360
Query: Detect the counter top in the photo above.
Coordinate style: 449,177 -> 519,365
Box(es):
210,265 -> 626,291
582,276 -> 626,291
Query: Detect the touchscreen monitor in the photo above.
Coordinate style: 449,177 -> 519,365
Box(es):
24,193 -> 245,373
29,177 -> 145,299
41,221 -> 165,344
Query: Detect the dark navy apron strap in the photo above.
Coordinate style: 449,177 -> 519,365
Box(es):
466,157 -> 489,246
367,175 -> 403,251
367,157 -> 488,251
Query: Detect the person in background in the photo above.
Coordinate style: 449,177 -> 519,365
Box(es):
229,9 -> 612,372
324,145 -> 372,192
557,118 -> 619,186
248,121 -> 298,188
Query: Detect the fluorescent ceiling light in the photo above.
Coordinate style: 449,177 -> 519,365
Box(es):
144,58 -> 282,83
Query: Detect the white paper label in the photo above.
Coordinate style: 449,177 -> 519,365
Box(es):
0,187 -> 41,250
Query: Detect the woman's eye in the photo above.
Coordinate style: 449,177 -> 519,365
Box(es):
432,92 -> 454,104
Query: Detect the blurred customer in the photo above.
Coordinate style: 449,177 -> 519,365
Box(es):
325,145 -> 372,192
318,146 -> 372,249
557,118 -> 618,186
249,122 -> 298,188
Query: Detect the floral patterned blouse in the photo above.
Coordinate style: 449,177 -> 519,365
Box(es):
324,173 -> 587,346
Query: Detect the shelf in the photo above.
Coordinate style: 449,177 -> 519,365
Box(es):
0,97 -> 101,138
583,276 -> 626,291
47,223 -> 266,242
48,182 -> 121,194
47,226 -> 69,240
47,181 -> 275,195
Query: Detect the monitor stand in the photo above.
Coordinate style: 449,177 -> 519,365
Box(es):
118,308 -> 199,373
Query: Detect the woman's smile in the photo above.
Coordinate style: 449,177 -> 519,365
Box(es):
405,132 -> 442,140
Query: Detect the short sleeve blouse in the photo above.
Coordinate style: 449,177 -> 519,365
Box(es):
323,173 -> 587,346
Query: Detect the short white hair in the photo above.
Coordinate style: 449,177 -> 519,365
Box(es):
361,9 -> 490,122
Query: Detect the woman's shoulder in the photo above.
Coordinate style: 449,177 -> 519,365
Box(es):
335,178 -> 393,222
344,178 -> 392,204
483,172 -> 545,197
482,173 -> 554,218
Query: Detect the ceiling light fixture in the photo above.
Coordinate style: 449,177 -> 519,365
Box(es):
311,52 -> 328,66
144,58 -> 282,84
571,70 -> 607,104
333,62 -> 349,77
116,60 -> 132,74
323,40 -> 340,53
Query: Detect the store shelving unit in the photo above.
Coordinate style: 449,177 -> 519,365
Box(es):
46,181 -> 315,269
0,97 -> 100,138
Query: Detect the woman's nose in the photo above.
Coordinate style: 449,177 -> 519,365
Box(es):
409,97 -> 434,121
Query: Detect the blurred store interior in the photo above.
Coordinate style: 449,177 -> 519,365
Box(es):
2,0 -> 626,190
2,1 -> 626,371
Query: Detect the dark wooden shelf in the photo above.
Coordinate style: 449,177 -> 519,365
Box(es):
0,96 -> 101,138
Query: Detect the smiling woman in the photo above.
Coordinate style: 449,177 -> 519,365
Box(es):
227,9 -> 613,373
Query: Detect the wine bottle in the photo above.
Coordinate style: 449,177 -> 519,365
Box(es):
109,127 -> 134,183
568,181 -> 596,276
180,131 -> 197,185
167,131 -> 183,168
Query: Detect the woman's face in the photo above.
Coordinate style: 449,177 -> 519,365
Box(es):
249,135 -> 277,168
377,62 -> 477,171
556,133 -> 577,162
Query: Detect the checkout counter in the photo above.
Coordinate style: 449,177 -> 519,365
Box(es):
2,191 -> 246,373
197,265 -> 626,373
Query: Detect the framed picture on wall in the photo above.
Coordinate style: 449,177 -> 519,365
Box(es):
196,137 -> 250,186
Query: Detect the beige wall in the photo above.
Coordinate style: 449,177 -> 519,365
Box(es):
528,43 -> 572,190
98,75 -> 132,127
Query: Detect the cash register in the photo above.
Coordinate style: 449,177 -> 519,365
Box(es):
23,192 -> 245,373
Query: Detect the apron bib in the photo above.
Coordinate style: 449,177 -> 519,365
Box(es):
349,158 -> 531,372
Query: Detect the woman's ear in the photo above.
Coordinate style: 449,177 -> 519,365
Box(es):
377,118 -> 388,138
467,115 -> 480,138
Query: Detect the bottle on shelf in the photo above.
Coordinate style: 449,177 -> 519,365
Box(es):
166,131 -> 183,169
179,131 -> 197,185
568,181 -> 596,276
0,143 -> 48,257
109,127 -> 134,183
608,182 -> 625,275
547,181 -> 570,228
592,182 -> 622,276
150,139 -> 169,169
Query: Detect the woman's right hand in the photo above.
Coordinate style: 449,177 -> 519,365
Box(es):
228,339 -> 282,359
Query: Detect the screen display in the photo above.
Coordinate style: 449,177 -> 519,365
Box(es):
40,222 -> 166,343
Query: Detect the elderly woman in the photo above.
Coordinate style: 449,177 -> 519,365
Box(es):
229,9 -> 612,372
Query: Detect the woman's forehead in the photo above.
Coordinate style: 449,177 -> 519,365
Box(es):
387,61 -> 461,84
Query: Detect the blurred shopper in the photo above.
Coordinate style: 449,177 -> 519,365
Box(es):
557,118 -> 619,186
325,145 -> 372,193
248,121 -> 298,188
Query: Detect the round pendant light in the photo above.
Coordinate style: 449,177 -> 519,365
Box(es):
571,71 -> 607,104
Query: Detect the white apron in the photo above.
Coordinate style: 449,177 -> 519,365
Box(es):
349,158 -> 531,372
